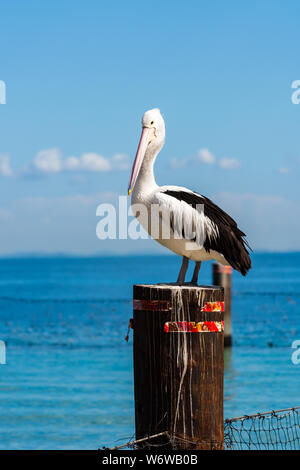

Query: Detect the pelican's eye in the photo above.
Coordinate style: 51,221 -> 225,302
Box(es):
150,120 -> 154,125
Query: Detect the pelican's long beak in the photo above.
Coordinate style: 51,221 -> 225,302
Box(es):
128,127 -> 155,195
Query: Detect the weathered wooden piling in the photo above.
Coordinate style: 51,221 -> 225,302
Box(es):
132,284 -> 224,450
213,264 -> 232,347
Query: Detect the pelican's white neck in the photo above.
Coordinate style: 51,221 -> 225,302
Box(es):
133,145 -> 160,196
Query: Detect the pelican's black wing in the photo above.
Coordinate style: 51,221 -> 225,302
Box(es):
163,189 -> 252,276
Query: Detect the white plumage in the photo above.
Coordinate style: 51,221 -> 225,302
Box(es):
128,108 -> 251,284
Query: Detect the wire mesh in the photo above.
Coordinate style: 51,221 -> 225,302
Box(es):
224,406 -> 300,450
105,406 -> 300,450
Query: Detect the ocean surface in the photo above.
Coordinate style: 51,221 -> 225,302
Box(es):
0,253 -> 299,449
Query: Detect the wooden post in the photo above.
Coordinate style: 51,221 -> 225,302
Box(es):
213,264 -> 232,347
132,284 -> 224,450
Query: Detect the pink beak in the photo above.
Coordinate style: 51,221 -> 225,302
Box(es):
128,127 -> 154,195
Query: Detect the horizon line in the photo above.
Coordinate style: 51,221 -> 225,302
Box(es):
0,250 -> 299,259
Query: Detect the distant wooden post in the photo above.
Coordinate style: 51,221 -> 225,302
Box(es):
213,264 -> 232,347
132,284 -> 224,450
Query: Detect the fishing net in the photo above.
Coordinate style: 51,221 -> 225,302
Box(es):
224,407 -> 300,450
105,406 -> 300,450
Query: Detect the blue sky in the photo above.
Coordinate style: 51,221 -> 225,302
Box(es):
0,0 -> 299,254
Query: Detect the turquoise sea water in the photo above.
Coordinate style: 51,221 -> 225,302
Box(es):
0,254 -> 299,449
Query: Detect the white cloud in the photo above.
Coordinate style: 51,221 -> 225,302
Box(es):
111,153 -> 130,170
219,157 -> 241,169
170,157 -> 189,169
170,149 -> 216,169
80,153 -> 111,171
34,148 -> 62,173
32,148 -> 130,174
64,156 -> 81,170
197,148 -> 215,164
170,149 -> 241,170
278,167 -> 290,174
0,154 -> 13,176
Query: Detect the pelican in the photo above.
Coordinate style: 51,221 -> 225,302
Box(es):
128,108 -> 251,284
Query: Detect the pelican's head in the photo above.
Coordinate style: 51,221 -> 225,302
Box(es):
128,108 -> 165,195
